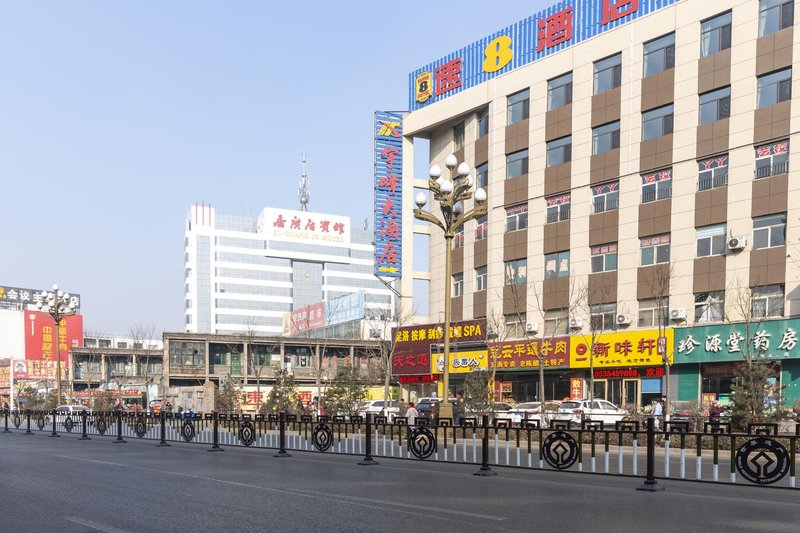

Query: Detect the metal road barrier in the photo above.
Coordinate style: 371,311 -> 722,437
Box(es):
3,408 -> 798,489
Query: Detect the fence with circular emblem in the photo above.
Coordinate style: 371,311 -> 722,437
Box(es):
312,422 -> 333,451
735,437 -> 790,485
408,426 -> 436,459
542,431 -> 579,470
239,420 -> 256,447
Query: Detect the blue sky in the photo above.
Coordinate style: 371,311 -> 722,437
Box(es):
0,1 -> 548,335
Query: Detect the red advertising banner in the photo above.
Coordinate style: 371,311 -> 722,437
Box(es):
23,312 -> 83,379
391,320 -> 486,375
570,378 -> 584,400
488,336 -> 570,370
287,302 -> 325,335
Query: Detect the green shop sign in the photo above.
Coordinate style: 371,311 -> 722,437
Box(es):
674,319 -> 800,363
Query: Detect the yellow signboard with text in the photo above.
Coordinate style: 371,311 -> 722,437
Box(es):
570,329 -> 673,368
430,349 -> 489,375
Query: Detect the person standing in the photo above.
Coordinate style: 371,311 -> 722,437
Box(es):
405,402 -> 419,424
653,398 -> 663,430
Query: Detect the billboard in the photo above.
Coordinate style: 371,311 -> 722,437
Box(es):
570,329 -> 673,368
258,207 -> 350,246
0,285 -> 81,312
674,319 -> 800,363
408,0 -> 679,110
488,336 -> 570,371
374,111 -> 403,277
391,320 -> 486,376
23,312 -> 83,379
284,302 -> 325,336
325,291 -> 365,327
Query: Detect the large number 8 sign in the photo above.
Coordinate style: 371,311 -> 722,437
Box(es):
483,36 -> 513,73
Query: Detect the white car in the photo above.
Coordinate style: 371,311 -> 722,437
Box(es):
557,399 -> 628,426
507,401 -> 561,425
357,400 -> 400,420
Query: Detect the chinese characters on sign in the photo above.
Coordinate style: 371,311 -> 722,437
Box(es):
0,285 -> 81,312
391,320 -> 485,375
374,111 -> 403,278
260,208 -> 350,245
488,337 -> 570,370
676,320 -> 800,363
571,329 -> 674,368
284,302 -> 325,336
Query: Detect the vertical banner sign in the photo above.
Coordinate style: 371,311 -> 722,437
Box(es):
23,312 -> 84,379
374,111 -> 403,277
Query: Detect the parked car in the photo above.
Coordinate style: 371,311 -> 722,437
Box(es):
557,399 -> 628,425
416,399 -> 459,421
507,401 -> 562,425
55,405 -> 90,415
357,400 -> 400,420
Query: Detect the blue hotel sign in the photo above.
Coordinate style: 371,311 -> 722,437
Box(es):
374,111 -> 404,277
408,0 -> 680,110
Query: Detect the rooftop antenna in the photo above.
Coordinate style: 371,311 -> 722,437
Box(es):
299,151 -> 310,212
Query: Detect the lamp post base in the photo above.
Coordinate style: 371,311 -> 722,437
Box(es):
636,480 -> 664,492
438,401 -> 454,424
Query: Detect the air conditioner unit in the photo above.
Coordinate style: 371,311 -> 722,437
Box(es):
616,314 -> 632,326
525,322 -> 539,334
569,316 -> 583,329
727,236 -> 746,251
670,308 -> 686,321
487,325 -> 499,338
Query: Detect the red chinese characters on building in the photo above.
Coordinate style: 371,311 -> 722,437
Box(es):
537,7 -> 574,52
391,320 -> 486,375
488,337 -> 570,370
601,0 -> 639,25
434,58 -> 462,96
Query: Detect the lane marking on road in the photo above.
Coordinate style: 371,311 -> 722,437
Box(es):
63,516 -> 132,533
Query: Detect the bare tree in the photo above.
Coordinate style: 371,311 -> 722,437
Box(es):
573,278 -> 616,404
239,318 -> 279,412
364,304 -> 414,418
643,262 -> 676,419
128,322 -> 164,406
76,331 -> 108,410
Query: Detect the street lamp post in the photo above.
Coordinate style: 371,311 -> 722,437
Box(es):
414,154 -> 487,422
36,284 -> 76,406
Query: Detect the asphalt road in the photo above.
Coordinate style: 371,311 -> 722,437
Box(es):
1,431 -> 798,533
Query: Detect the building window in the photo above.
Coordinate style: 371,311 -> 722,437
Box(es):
591,243 -> 618,273
453,225 -> 465,249
591,303 -> 617,331
753,213 -> 787,249
505,204 -> 528,232
592,182 -> 619,214
759,0 -> 794,37
99,339 -> 111,348
476,162 -> 488,190
700,12 -> 732,57
544,309 -> 568,336
757,68 -> 792,108
755,140 -> 790,178
643,33 -> 675,77
641,169 -> 672,203
698,154 -> 729,190
594,54 -> 622,95
638,298 -> 669,328
699,86 -> 731,125
475,215 -> 488,241
504,258 -> 527,285
453,121 -> 465,151
475,266 -> 487,292
546,194 -> 571,223
592,121 -> 621,155
696,224 -> 727,257
695,291 -> 725,323
452,273 -> 464,298
546,136 -> 572,167
505,314 -> 525,339
548,72 -> 573,110
642,105 -> 674,141
752,285 -> 785,318
641,234 -> 671,266
506,149 -> 529,178
477,107 -> 489,138
545,251 -> 570,279
507,89 -> 530,125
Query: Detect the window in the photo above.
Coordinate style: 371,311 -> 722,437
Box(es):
505,204 -> 528,232
642,105 -> 673,141
759,0 -> 794,37
592,182 -> 619,213
475,214 -> 488,241
638,298 -> 669,328
117,342 -> 128,349
695,291 -> 725,323
546,194 -> 571,223
505,258 -> 527,285
699,87 -> 731,125
506,149 -> 529,178
545,251 -> 570,279
99,339 -> 111,348
507,89 -> 530,125
700,12 -> 732,57
591,243 -> 618,273
698,154 -> 729,190
475,266 -> 487,292
641,169 -> 672,203
452,273 -> 464,297
757,68 -> 792,108
547,136 -> 572,167
453,225 -> 465,248
548,72 -> 573,110
755,140 -> 790,178
696,224 -> 727,257
594,54 -> 622,95
591,303 -> 617,331
753,213 -> 787,249
752,285 -> 785,318
476,163 -> 488,190
453,121 -> 465,151
505,314 -> 525,339
640,234 -> 670,266
592,121 -> 621,154
544,309 -> 568,336
643,33 -> 675,77
477,107 -> 489,138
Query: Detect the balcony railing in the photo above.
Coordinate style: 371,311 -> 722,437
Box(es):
755,161 -> 789,179
641,187 -> 672,204
592,198 -> 619,214
698,173 -> 728,191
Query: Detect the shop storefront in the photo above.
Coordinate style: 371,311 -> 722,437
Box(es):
488,336 -> 570,402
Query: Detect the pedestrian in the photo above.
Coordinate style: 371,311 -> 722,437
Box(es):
652,398 -> 663,430
709,401 -> 722,423
405,402 -> 419,424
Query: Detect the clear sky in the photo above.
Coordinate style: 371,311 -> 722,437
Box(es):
0,1 -> 549,335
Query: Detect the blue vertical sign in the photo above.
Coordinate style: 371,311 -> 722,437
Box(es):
374,111 -> 403,277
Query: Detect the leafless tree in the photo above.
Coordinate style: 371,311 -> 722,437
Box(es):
642,262 -> 676,419
128,322 -> 164,405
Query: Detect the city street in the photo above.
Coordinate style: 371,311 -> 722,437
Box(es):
1,432 -> 798,532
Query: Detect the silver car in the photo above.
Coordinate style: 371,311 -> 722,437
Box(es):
557,399 -> 628,425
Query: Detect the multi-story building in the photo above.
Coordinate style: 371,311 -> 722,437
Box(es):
395,0 -> 800,409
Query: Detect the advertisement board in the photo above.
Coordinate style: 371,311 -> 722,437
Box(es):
23,312 -> 83,379
488,336 -> 570,371
374,111 -> 403,277
674,319 -> 800,363
258,207 -> 350,246
391,320 -> 486,376
430,348 -> 489,375
570,329 -> 673,368
326,291 -> 365,327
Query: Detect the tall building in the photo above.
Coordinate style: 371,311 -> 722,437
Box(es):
184,203 -> 395,336
394,0 -> 800,408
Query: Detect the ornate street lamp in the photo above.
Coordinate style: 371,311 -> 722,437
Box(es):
36,284 -> 76,405
413,154 -> 487,422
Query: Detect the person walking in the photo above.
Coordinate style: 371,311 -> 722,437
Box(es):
652,398 -> 663,430
405,402 -> 419,424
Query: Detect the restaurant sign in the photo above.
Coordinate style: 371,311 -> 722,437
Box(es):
488,336 -> 569,371
391,320 -> 486,375
570,329 -> 673,368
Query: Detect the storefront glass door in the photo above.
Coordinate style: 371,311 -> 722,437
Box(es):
623,379 -> 639,410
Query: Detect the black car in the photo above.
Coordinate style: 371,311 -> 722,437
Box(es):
416,399 -> 460,422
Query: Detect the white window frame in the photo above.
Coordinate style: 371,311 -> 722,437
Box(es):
640,234 -> 671,266
544,309 -> 569,336
591,303 -> 617,331
475,266 -> 487,292
694,291 -> 725,323
751,285 -> 785,318
696,224 -> 727,257
504,258 -> 527,286
637,298 -> 669,328
698,154 -> 729,191
546,194 -> 571,223
591,243 -> 618,273
452,273 -> 464,298
753,213 -> 787,249
505,204 -> 528,232
592,182 -> 619,213
755,141 -> 790,178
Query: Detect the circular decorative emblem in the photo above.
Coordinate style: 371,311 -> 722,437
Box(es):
134,418 -> 147,438
408,426 -> 436,460
735,437 -> 790,485
239,420 -> 256,447
36,415 -> 45,430
542,431 -> 579,470
96,417 -> 108,435
13,414 -> 21,429
312,423 -> 333,452
181,420 -> 195,442
64,416 -> 74,433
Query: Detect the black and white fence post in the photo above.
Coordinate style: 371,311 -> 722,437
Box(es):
208,411 -> 223,452
474,414 -> 496,476
637,416 -> 663,492
358,413 -> 378,466
79,410 -> 91,440
156,410 -> 170,447
49,408 -> 60,438
3,408 -> 9,433
25,410 -> 33,435
113,410 -> 127,443
274,411 -> 291,458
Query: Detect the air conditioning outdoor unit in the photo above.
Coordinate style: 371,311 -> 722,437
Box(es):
670,308 -> 687,321
569,316 -> 583,329
525,322 -> 539,334
487,325 -> 499,338
727,236 -> 746,251
616,314 -> 632,326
